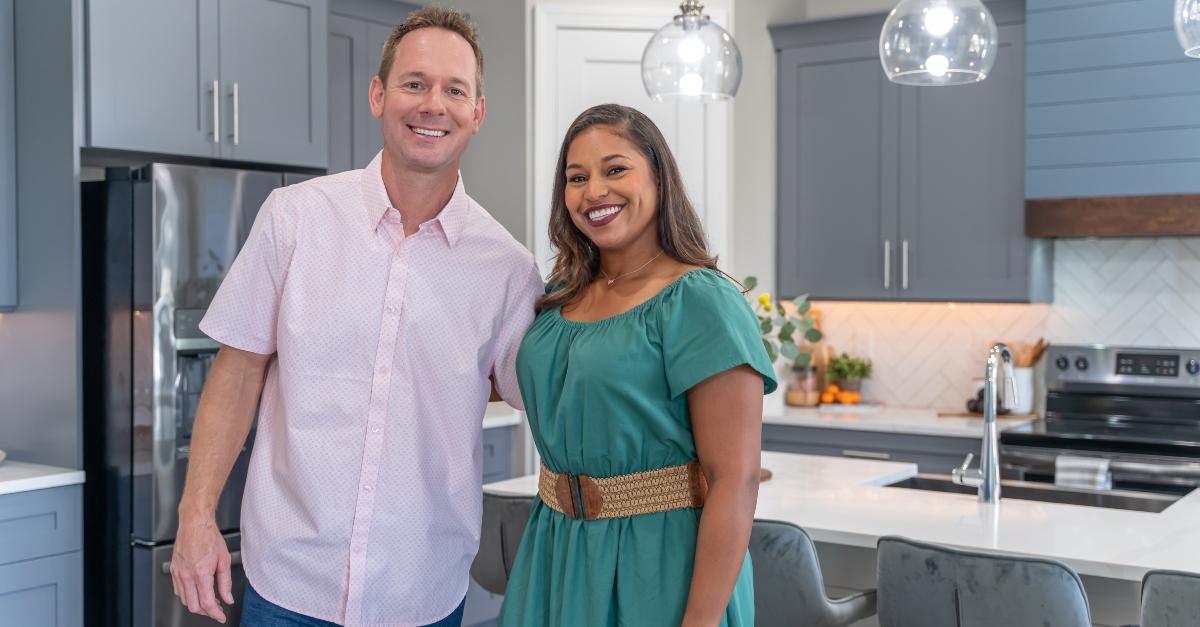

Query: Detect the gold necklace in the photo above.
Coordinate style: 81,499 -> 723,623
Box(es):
599,250 -> 665,286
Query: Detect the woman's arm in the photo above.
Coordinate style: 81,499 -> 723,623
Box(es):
681,364 -> 764,627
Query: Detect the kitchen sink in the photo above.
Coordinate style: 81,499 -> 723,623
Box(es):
885,474 -> 1185,513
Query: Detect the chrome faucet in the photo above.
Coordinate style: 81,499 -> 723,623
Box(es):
952,342 -> 1017,504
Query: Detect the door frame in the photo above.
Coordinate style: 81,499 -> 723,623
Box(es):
530,3 -> 734,276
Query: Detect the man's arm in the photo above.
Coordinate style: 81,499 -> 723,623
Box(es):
170,345 -> 271,624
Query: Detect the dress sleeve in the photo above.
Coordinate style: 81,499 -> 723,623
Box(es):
199,188 -> 294,355
659,273 -> 778,399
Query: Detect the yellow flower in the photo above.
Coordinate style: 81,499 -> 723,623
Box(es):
763,303 -> 773,312
758,293 -> 771,305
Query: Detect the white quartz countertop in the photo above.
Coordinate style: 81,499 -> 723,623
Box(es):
483,402 -> 522,430
0,460 -> 85,496
485,451 -> 1200,582
763,396 -> 1035,438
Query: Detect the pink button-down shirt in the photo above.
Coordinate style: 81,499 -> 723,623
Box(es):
200,153 -> 542,626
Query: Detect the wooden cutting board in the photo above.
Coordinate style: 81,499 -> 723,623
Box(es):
937,411 -> 1038,421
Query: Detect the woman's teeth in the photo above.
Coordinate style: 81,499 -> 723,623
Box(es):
588,206 -> 622,221
411,127 -> 447,137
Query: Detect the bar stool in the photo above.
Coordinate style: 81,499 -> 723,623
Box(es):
876,536 -> 1092,627
1141,570 -> 1200,627
749,519 -> 878,627
470,493 -> 533,595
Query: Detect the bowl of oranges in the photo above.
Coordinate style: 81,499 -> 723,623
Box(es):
819,383 -> 862,405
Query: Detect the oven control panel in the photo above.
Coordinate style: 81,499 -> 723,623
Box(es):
1046,345 -> 1200,390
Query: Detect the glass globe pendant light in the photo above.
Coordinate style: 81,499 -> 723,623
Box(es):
641,0 -> 742,101
879,0 -> 999,86
1177,0 -> 1200,57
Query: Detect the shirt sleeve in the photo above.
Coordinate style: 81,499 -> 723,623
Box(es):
490,259 -> 543,410
199,189 -> 294,355
660,273 -> 778,399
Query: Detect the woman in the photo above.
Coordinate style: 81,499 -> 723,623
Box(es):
498,104 -> 775,627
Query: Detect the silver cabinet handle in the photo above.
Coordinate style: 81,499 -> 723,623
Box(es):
843,449 -> 891,460
231,82 -> 240,146
210,79 -> 220,143
883,240 -> 891,290
161,551 -> 242,575
901,239 -> 909,290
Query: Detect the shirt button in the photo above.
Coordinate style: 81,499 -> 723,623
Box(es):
370,424 -> 381,433
363,485 -> 373,492
386,304 -> 398,314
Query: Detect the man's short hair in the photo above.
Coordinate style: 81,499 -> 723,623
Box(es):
377,6 -> 484,98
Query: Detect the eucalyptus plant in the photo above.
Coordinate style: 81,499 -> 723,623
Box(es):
743,276 -> 822,367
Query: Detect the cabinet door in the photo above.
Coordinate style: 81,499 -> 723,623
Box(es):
1,0 -> 14,309
777,39 -> 899,300
898,23 -> 1029,301
86,0 -> 219,158
328,14 -> 367,174
220,0 -> 328,168
0,552 -> 82,627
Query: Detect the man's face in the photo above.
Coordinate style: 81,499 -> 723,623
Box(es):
370,28 -> 485,175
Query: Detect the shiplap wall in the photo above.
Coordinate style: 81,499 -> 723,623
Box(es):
1026,0 -> 1200,198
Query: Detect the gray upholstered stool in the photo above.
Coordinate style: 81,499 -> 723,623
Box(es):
1141,570 -> 1200,627
470,493 -> 533,595
876,536 -> 1091,627
749,519 -> 877,627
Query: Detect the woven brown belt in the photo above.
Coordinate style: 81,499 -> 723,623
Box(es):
537,461 -> 709,521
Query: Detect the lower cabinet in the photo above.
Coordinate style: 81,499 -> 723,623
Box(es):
0,485 -> 83,627
466,425 -> 516,627
763,424 -> 979,475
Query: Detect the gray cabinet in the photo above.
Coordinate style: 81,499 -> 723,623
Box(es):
0,486 -> 83,627
763,424 -> 978,475
86,0 -> 328,169
328,1 -> 418,173
772,1 -> 1049,303
1,0 -> 16,310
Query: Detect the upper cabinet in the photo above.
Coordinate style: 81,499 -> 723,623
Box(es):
772,0 -> 1050,303
86,0 -> 328,169
1026,0 -> 1200,199
328,1 -> 418,174
1,0 -> 14,310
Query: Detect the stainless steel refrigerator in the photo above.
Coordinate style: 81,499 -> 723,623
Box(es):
82,164 -> 313,627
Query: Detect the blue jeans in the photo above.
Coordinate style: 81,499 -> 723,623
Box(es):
241,584 -> 465,627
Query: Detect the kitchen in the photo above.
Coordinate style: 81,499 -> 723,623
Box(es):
1,0 -> 1199,626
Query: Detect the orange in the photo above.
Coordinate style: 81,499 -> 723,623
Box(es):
836,391 -> 859,405
826,384 -> 841,395
820,392 -> 836,404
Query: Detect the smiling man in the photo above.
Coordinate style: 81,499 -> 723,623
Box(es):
168,8 -> 542,627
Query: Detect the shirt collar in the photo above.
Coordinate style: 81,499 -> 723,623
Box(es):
361,151 -> 470,248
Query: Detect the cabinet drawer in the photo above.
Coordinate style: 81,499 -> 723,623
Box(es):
0,551 -> 82,627
0,485 -> 82,565
483,426 -> 514,484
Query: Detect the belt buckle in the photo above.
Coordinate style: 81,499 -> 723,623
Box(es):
559,472 -> 600,520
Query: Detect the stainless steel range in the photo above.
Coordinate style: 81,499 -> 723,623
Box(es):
1001,344 -> 1200,501
82,164 -> 312,627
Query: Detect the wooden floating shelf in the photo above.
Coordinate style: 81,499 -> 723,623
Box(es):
1026,195 -> 1200,238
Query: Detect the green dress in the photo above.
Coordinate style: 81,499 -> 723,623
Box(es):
498,269 -> 777,627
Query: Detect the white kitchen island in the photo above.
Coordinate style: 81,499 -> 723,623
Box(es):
485,451 -> 1200,626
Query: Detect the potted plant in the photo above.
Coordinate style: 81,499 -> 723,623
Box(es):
826,352 -> 873,393
743,277 -> 823,405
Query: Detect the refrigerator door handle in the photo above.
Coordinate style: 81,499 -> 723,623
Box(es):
161,551 -> 242,575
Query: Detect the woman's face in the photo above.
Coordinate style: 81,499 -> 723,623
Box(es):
563,126 -> 659,254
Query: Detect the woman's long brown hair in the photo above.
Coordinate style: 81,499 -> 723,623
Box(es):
538,104 -> 721,312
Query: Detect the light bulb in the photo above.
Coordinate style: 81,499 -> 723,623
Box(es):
677,37 -> 705,63
925,54 -> 950,77
923,6 -> 955,37
679,72 -> 704,96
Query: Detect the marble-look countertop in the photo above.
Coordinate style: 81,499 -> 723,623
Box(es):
483,402 -> 522,430
763,395 -> 1035,438
485,451 -> 1200,582
0,460 -> 85,496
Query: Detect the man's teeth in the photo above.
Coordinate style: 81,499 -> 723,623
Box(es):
412,127 -> 447,137
588,206 -> 622,221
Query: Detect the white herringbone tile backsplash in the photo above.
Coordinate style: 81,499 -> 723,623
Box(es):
813,238 -> 1200,410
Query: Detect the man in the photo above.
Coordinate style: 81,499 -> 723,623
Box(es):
169,8 -> 541,626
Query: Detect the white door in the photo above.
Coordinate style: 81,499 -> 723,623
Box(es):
532,4 -> 732,275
